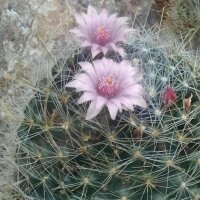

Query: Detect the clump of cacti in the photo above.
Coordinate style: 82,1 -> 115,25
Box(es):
14,5 -> 200,200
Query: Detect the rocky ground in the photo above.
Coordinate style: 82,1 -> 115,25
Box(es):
0,0 -> 161,199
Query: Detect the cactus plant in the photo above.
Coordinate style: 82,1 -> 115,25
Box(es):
14,6 -> 200,200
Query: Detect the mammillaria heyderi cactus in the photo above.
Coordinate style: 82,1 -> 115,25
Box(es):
14,5 -> 200,200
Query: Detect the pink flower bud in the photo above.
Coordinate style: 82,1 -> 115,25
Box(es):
163,86 -> 177,106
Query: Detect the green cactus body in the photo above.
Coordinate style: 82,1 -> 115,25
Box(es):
15,35 -> 200,200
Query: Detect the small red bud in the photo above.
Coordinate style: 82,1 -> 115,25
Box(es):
163,86 -> 177,106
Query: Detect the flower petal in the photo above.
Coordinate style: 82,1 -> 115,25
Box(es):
87,5 -> 98,16
119,96 -> 134,110
79,61 -> 93,70
101,46 -> 109,55
81,40 -> 92,47
107,13 -> 117,26
120,96 -> 147,109
116,17 -> 129,27
96,96 -> 107,109
66,74 -> 95,92
91,47 -> 101,58
78,62 -> 97,84
65,79 -> 80,89
77,83 -> 95,92
110,98 -> 122,112
106,102 -> 118,120
109,43 -> 117,51
115,47 -> 125,57
74,13 -> 85,26
98,9 -> 108,24
86,101 -> 104,120
78,92 -> 96,104
70,28 -> 85,38
119,84 -> 145,96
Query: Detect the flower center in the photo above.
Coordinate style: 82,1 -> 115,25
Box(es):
97,74 -> 119,98
94,25 -> 111,45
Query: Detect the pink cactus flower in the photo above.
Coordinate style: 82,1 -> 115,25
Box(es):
70,5 -> 130,58
163,86 -> 177,106
66,58 -> 147,120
